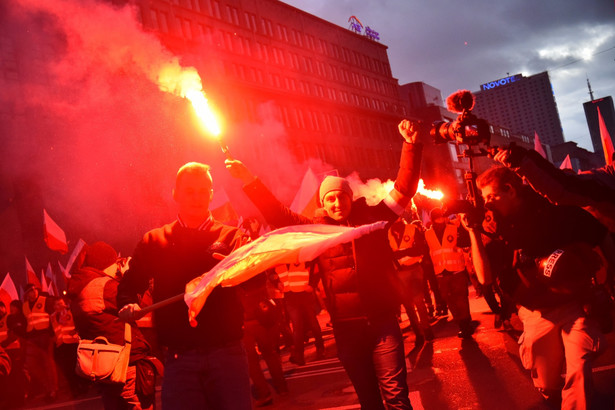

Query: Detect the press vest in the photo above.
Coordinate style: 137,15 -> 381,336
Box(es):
51,310 -> 79,346
425,224 -> 466,275
23,296 -> 50,332
388,223 -> 423,266
0,317 -> 20,350
275,263 -> 310,293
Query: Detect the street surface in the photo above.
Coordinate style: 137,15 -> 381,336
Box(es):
26,287 -> 615,410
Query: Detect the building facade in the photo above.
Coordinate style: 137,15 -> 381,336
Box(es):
134,0 -> 409,180
583,95 -> 615,165
473,72 -> 565,147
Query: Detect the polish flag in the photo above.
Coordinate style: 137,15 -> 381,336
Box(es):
62,239 -> 86,279
559,155 -> 573,170
25,256 -> 42,289
533,132 -> 547,158
598,107 -> 614,165
185,221 -> 387,326
43,209 -> 69,254
40,270 -> 49,293
0,273 -> 19,309
290,167 -> 321,218
45,263 -> 58,296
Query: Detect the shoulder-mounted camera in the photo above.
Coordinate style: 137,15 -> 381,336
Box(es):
431,90 -> 491,146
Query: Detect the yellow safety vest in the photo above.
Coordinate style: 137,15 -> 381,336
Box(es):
0,317 -> 20,350
51,311 -> 79,346
425,224 -> 466,275
388,223 -> 423,266
275,263 -> 310,293
23,296 -> 50,332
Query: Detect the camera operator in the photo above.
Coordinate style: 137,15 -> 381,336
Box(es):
466,165 -> 609,409
493,145 -> 615,234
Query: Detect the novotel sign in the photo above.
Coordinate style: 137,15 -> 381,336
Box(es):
480,74 -> 523,91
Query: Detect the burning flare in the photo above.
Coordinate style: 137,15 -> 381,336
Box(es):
417,179 -> 444,200
157,64 -> 222,137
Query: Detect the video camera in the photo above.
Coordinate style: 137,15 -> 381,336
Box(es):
430,90 -> 492,230
430,90 -> 491,147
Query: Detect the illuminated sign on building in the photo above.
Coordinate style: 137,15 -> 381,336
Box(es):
348,16 -> 380,41
480,74 -> 523,91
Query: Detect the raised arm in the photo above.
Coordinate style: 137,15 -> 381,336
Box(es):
226,159 -> 311,228
384,120 -> 423,215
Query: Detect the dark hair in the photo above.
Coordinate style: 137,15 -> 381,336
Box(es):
10,300 -> 22,310
477,166 -> 523,192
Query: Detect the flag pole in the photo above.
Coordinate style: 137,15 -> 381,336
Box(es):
132,293 -> 184,320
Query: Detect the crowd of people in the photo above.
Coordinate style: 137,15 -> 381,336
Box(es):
0,117 -> 614,410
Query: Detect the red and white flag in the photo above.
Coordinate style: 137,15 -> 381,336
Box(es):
598,107 -> 614,165
40,270 -> 49,293
45,263 -> 57,296
62,239 -> 86,279
0,273 -> 19,309
25,256 -> 42,289
559,155 -> 573,170
290,168 -> 321,218
43,209 -> 68,254
185,220 -> 387,326
533,132 -> 547,158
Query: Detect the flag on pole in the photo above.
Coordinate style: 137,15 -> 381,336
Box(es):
0,273 -> 19,309
25,256 -> 41,288
533,132 -> 547,158
559,155 -> 573,170
185,220 -> 387,326
62,239 -> 86,279
598,107 -> 614,165
290,167 -> 321,218
43,209 -> 69,254
45,263 -> 57,296
40,270 -> 49,293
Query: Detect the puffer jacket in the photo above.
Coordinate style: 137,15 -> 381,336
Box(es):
244,142 -> 422,324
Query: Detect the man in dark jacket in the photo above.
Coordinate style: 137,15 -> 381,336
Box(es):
466,166 -> 610,409
117,162 -> 252,410
227,119 -> 422,410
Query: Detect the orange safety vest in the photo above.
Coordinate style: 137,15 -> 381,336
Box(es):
425,224 -> 466,275
0,316 -> 20,350
275,263 -> 310,293
51,310 -> 80,346
23,295 -> 50,332
388,223 -> 423,266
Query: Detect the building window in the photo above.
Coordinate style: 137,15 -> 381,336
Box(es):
212,1 -> 221,19
150,10 -> 159,30
158,11 -> 169,33
181,19 -> 193,39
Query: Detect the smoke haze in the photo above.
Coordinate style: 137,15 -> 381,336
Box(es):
0,0 -> 312,282
0,0 -> 399,288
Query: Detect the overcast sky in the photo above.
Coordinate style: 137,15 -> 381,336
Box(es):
282,0 -> 615,151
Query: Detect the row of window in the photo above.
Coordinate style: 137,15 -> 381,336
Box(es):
222,62 -> 400,113
216,94 -> 398,143
151,11 -> 398,100
146,2 -> 390,76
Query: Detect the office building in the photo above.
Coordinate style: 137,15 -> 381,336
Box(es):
135,0 -> 409,180
473,72 -> 565,147
583,96 -> 615,164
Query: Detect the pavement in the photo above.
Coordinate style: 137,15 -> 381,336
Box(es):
23,286 -> 615,409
